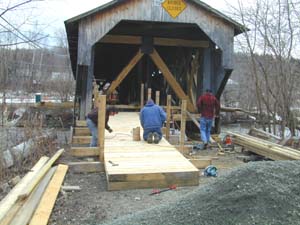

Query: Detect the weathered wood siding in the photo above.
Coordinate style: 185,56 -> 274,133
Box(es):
77,0 -> 234,69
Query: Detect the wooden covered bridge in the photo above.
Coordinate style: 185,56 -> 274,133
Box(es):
65,0 -> 245,190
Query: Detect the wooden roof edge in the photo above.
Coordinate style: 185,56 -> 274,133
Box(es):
64,0 -> 249,36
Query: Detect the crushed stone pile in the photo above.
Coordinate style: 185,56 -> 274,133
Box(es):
102,161 -> 300,225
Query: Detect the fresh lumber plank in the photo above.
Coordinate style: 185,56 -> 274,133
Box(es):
9,167 -> 56,225
229,132 -> 300,160
18,149 -> 64,200
107,177 -> 199,191
189,159 -> 212,169
29,164 -> 68,225
72,136 -> 92,144
67,162 -> 104,173
76,120 -> 86,127
0,156 -> 49,224
70,147 -> 99,157
74,127 -> 90,136
98,95 -> 106,162
108,171 -> 199,182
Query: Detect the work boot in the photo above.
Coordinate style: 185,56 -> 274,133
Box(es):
147,133 -> 154,144
153,132 -> 160,144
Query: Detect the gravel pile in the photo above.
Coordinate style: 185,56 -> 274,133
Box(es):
101,161 -> 300,225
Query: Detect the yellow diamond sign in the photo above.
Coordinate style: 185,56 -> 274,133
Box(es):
162,0 -> 187,18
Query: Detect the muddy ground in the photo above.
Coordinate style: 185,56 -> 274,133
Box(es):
50,148 -> 245,225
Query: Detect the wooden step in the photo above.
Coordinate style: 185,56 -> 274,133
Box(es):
74,127 -> 90,136
72,136 -> 92,145
76,120 -> 87,127
70,147 -> 99,157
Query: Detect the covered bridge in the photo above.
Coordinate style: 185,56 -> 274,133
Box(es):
65,0 -> 245,119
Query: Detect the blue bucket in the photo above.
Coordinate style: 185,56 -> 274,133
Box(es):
35,93 -> 41,103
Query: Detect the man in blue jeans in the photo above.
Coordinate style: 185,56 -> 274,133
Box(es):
86,107 -> 113,147
196,89 -> 220,149
140,99 -> 166,144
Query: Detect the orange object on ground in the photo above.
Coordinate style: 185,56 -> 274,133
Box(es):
224,135 -> 232,145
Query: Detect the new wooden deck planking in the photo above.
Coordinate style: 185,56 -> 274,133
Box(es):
104,112 -> 199,190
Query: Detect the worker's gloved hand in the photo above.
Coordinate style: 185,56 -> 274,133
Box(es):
108,128 -> 113,133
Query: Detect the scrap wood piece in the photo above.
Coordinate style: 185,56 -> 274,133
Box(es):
0,156 -> 49,224
29,164 -> 68,225
8,167 -> 56,225
18,149 -> 64,201
61,186 -> 81,192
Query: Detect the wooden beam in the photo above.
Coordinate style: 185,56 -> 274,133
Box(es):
29,165 -> 68,225
70,147 -> 99,157
18,149 -> 64,200
149,49 -> 195,112
67,162 -> 104,173
75,120 -> 87,127
166,95 -> 171,141
101,35 -> 209,48
107,49 -> 144,95
74,127 -> 90,136
180,100 -> 187,153
0,156 -> 49,224
98,95 -> 106,162
72,136 -> 91,145
9,167 -> 57,225
155,91 -> 160,105
140,83 -> 144,109
147,88 -> 152,100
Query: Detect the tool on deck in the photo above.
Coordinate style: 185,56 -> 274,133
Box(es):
108,160 -> 118,166
150,185 -> 177,195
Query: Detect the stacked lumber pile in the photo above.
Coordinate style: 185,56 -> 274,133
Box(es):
228,132 -> 300,160
0,149 -> 68,225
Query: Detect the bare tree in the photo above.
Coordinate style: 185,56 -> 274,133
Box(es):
229,0 -> 300,137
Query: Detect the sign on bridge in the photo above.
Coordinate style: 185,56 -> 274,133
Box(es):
162,0 -> 187,18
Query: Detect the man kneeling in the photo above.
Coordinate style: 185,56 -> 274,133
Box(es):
140,99 -> 166,144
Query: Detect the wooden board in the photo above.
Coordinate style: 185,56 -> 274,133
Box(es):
70,147 -> 99,157
76,120 -> 87,127
29,165 -> 68,225
74,127 -> 90,136
67,162 -> 104,173
0,156 -> 49,224
9,167 -> 56,225
105,112 -> 199,191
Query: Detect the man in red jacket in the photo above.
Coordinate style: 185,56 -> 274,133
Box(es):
196,89 -> 220,149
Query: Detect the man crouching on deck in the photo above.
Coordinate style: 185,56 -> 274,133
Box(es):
140,99 -> 166,144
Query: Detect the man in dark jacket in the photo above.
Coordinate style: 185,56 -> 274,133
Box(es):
196,89 -> 220,149
140,99 -> 167,144
86,107 -> 113,147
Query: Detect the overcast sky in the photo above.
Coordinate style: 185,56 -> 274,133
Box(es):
0,0 -> 254,47
40,0 -> 251,31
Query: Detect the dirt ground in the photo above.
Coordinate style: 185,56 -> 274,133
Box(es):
50,147 -> 245,225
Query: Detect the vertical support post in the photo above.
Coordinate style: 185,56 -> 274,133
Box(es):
147,88 -> 152,100
98,95 -> 106,162
166,95 -> 171,140
180,99 -> 187,153
155,91 -> 160,105
140,83 -> 144,109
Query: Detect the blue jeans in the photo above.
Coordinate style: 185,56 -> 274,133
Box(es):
86,118 -> 98,147
200,117 -> 213,144
143,128 -> 162,141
